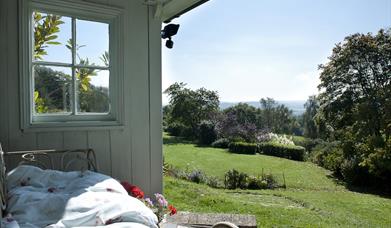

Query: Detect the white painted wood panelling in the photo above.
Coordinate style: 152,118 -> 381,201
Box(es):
148,6 -> 163,194
88,130 -> 111,175
0,0 -> 163,196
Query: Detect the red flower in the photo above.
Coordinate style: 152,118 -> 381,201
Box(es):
168,205 -> 177,215
120,181 -> 144,199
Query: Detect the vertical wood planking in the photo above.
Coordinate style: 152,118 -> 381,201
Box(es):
128,0 -> 151,195
6,0 -> 37,169
63,131 -> 88,171
109,0 -> 132,184
148,6 -> 163,194
0,0 -> 9,151
63,131 -> 88,150
36,132 -> 63,169
87,130 -> 111,175
110,129 -> 132,181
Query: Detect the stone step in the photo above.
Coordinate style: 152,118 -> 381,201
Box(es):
163,212 -> 257,228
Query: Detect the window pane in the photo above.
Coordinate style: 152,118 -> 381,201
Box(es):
33,11 -> 71,63
76,19 -> 109,67
77,68 -> 110,113
34,65 -> 72,114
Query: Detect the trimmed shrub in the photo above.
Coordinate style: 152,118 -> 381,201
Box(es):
228,142 -> 258,154
224,169 -> 248,189
166,122 -> 193,138
198,120 -> 217,145
187,169 -> 206,184
225,169 -> 280,190
211,138 -> 230,148
258,142 -> 305,161
262,173 -> 279,189
246,176 -> 267,189
205,176 -> 224,188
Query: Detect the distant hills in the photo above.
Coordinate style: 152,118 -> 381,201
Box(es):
220,100 -> 306,116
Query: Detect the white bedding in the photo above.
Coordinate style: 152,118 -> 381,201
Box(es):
1,165 -> 158,228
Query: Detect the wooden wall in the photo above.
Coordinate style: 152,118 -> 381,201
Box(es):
0,0 -> 163,195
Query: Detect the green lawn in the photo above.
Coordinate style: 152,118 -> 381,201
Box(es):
163,135 -> 391,227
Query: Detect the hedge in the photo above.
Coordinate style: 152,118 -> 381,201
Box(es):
258,142 -> 305,161
212,138 -> 230,149
228,142 -> 258,154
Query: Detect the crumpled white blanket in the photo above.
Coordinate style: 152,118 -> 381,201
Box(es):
1,165 -> 157,228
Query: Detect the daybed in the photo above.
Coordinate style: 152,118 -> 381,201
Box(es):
0,144 -> 158,228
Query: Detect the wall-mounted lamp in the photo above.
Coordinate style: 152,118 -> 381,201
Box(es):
161,24 -> 180,49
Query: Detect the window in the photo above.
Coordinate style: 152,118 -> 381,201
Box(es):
20,0 -> 124,130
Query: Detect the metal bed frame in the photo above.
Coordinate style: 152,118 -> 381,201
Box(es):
0,143 -> 98,218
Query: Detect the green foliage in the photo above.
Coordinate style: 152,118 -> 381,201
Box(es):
224,169 -> 248,189
303,95 -> 321,138
164,164 -> 223,188
211,138 -> 230,149
34,66 -> 71,113
258,142 -> 305,161
224,169 -> 279,190
228,142 -> 258,155
246,173 -> 278,190
187,169 -> 206,184
79,86 -> 109,112
33,12 -> 64,60
216,103 -> 260,142
100,51 -> 110,66
259,98 -> 297,134
310,141 -> 343,173
164,82 -> 220,139
292,136 -> 324,152
317,28 -> 391,188
166,121 -> 187,137
197,120 -> 217,145
34,91 -> 48,113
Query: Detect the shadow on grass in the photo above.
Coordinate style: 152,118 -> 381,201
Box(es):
163,135 -> 194,145
326,173 -> 391,199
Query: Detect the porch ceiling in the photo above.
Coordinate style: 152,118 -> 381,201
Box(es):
154,0 -> 209,23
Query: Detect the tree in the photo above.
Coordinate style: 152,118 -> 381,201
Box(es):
317,29 -> 391,186
303,95 -> 319,138
259,98 -> 295,134
223,103 -> 258,126
318,29 -> 391,140
164,83 -> 220,138
216,103 -> 260,142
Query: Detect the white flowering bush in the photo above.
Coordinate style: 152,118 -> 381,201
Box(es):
257,133 -> 295,146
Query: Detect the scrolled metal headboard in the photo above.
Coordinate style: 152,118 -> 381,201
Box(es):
0,144 -> 6,218
5,148 -> 98,172
0,145 -> 98,217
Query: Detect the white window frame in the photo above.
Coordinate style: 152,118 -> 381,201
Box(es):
19,0 -> 124,131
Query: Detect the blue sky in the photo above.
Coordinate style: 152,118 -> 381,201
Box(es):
162,0 -> 391,103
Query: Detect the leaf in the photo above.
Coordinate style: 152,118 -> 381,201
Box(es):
81,83 -> 88,91
47,35 -> 58,41
34,91 -> 39,101
47,41 -> 61,45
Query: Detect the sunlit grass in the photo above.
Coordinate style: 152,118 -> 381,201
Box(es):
163,134 -> 391,227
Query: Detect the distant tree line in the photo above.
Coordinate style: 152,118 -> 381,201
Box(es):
164,83 -> 302,145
